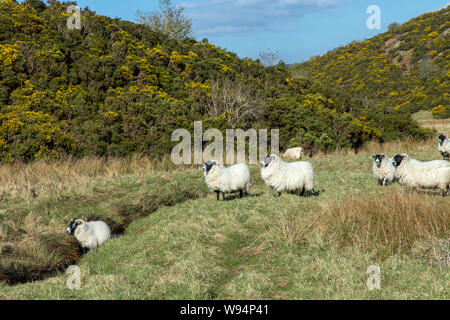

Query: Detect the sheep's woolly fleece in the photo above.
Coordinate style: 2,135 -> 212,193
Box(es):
203,160 -> 251,194
67,219 -> 112,251
393,154 -> 450,195
282,147 -> 305,160
261,154 -> 314,193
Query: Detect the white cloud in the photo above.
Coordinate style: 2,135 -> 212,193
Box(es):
183,0 -> 347,36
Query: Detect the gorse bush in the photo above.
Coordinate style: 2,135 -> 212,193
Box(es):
292,6 -> 449,119
0,0 -> 432,162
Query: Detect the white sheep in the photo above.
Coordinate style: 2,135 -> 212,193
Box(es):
261,154 -> 315,197
371,154 -> 397,186
438,135 -> 450,160
66,219 -> 112,253
392,154 -> 450,196
282,147 -> 305,160
203,160 -> 251,200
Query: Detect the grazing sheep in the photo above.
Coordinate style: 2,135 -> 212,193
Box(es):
261,154 -> 315,197
203,160 -> 251,200
66,219 -> 111,253
371,154 -> 397,186
438,135 -> 450,160
282,147 -> 305,160
392,154 -> 450,196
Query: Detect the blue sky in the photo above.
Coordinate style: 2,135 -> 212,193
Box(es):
73,0 -> 449,64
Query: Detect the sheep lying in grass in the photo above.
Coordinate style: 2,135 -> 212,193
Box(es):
371,154 -> 397,186
203,160 -> 251,200
66,218 -> 111,253
438,135 -> 450,160
261,154 -> 315,197
392,154 -> 450,197
282,147 -> 305,160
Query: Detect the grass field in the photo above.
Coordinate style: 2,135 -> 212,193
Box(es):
0,129 -> 449,299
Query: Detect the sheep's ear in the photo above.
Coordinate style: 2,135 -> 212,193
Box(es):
370,155 -> 375,159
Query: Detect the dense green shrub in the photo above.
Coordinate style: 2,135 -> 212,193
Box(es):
0,0 -> 433,162
292,6 -> 449,119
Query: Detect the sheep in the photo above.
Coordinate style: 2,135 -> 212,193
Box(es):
438,135 -> 450,160
392,154 -> 450,197
371,154 -> 397,186
202,160 -> 251,200
261,154 -> 315,197
282,147 -> 305,160
66,218 -> 112,253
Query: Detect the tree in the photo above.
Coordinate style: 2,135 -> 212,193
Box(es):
136,0 -> 193,41
258,49 -> 280,67
388,22 -> 399,32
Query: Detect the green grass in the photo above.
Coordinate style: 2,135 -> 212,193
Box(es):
0,141 -> 448,299
413,110 -> 434,121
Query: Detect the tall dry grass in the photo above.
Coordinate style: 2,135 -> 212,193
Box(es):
0,154 -> 198,201
314,190 -> 449,260
305,137 -> 441,161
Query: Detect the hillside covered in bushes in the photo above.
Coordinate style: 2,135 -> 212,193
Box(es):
0,0 -> 431,162
292,6 -> 449,119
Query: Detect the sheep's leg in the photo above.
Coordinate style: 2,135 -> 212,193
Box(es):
239,190 -> 243,198
216,191 -> 220,201
222,192 -> 226,201
382,178 -> 387,186
299,188 -> 305,197
441,186 -> 448,197
277,192 -> 281,198
311,189 -> 316,197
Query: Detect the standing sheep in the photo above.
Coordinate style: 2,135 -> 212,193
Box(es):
203,160 -> 251,200
261,154 -> 315,197
438,135 -> 450,160
282,147 -> 305,160
392,154 -> 450,196
66,219 -> 112,253
371,154 -> 397,186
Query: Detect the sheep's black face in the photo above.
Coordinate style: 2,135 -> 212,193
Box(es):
372,154 -> 385,167
392,155 -> 404,167
261,156 -> 272,168
66,220 -> 81,234
202,161 -> 215,173
439,135 -> 447,145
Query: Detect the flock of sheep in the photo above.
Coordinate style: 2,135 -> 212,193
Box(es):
372,135 -> 450,196
66,136 -> 450,253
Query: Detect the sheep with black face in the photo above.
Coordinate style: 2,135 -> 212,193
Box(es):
392,154 -> 450,197
371,154 -> 397,186
438,135 -> 450,160
202,160 -> 251,201
261,154 -> 315,197
66,219 -> 112,253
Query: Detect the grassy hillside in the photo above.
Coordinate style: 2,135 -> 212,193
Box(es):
0,133 -> 448,299
0,0 -> 432,162
292,6 -> 450,119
